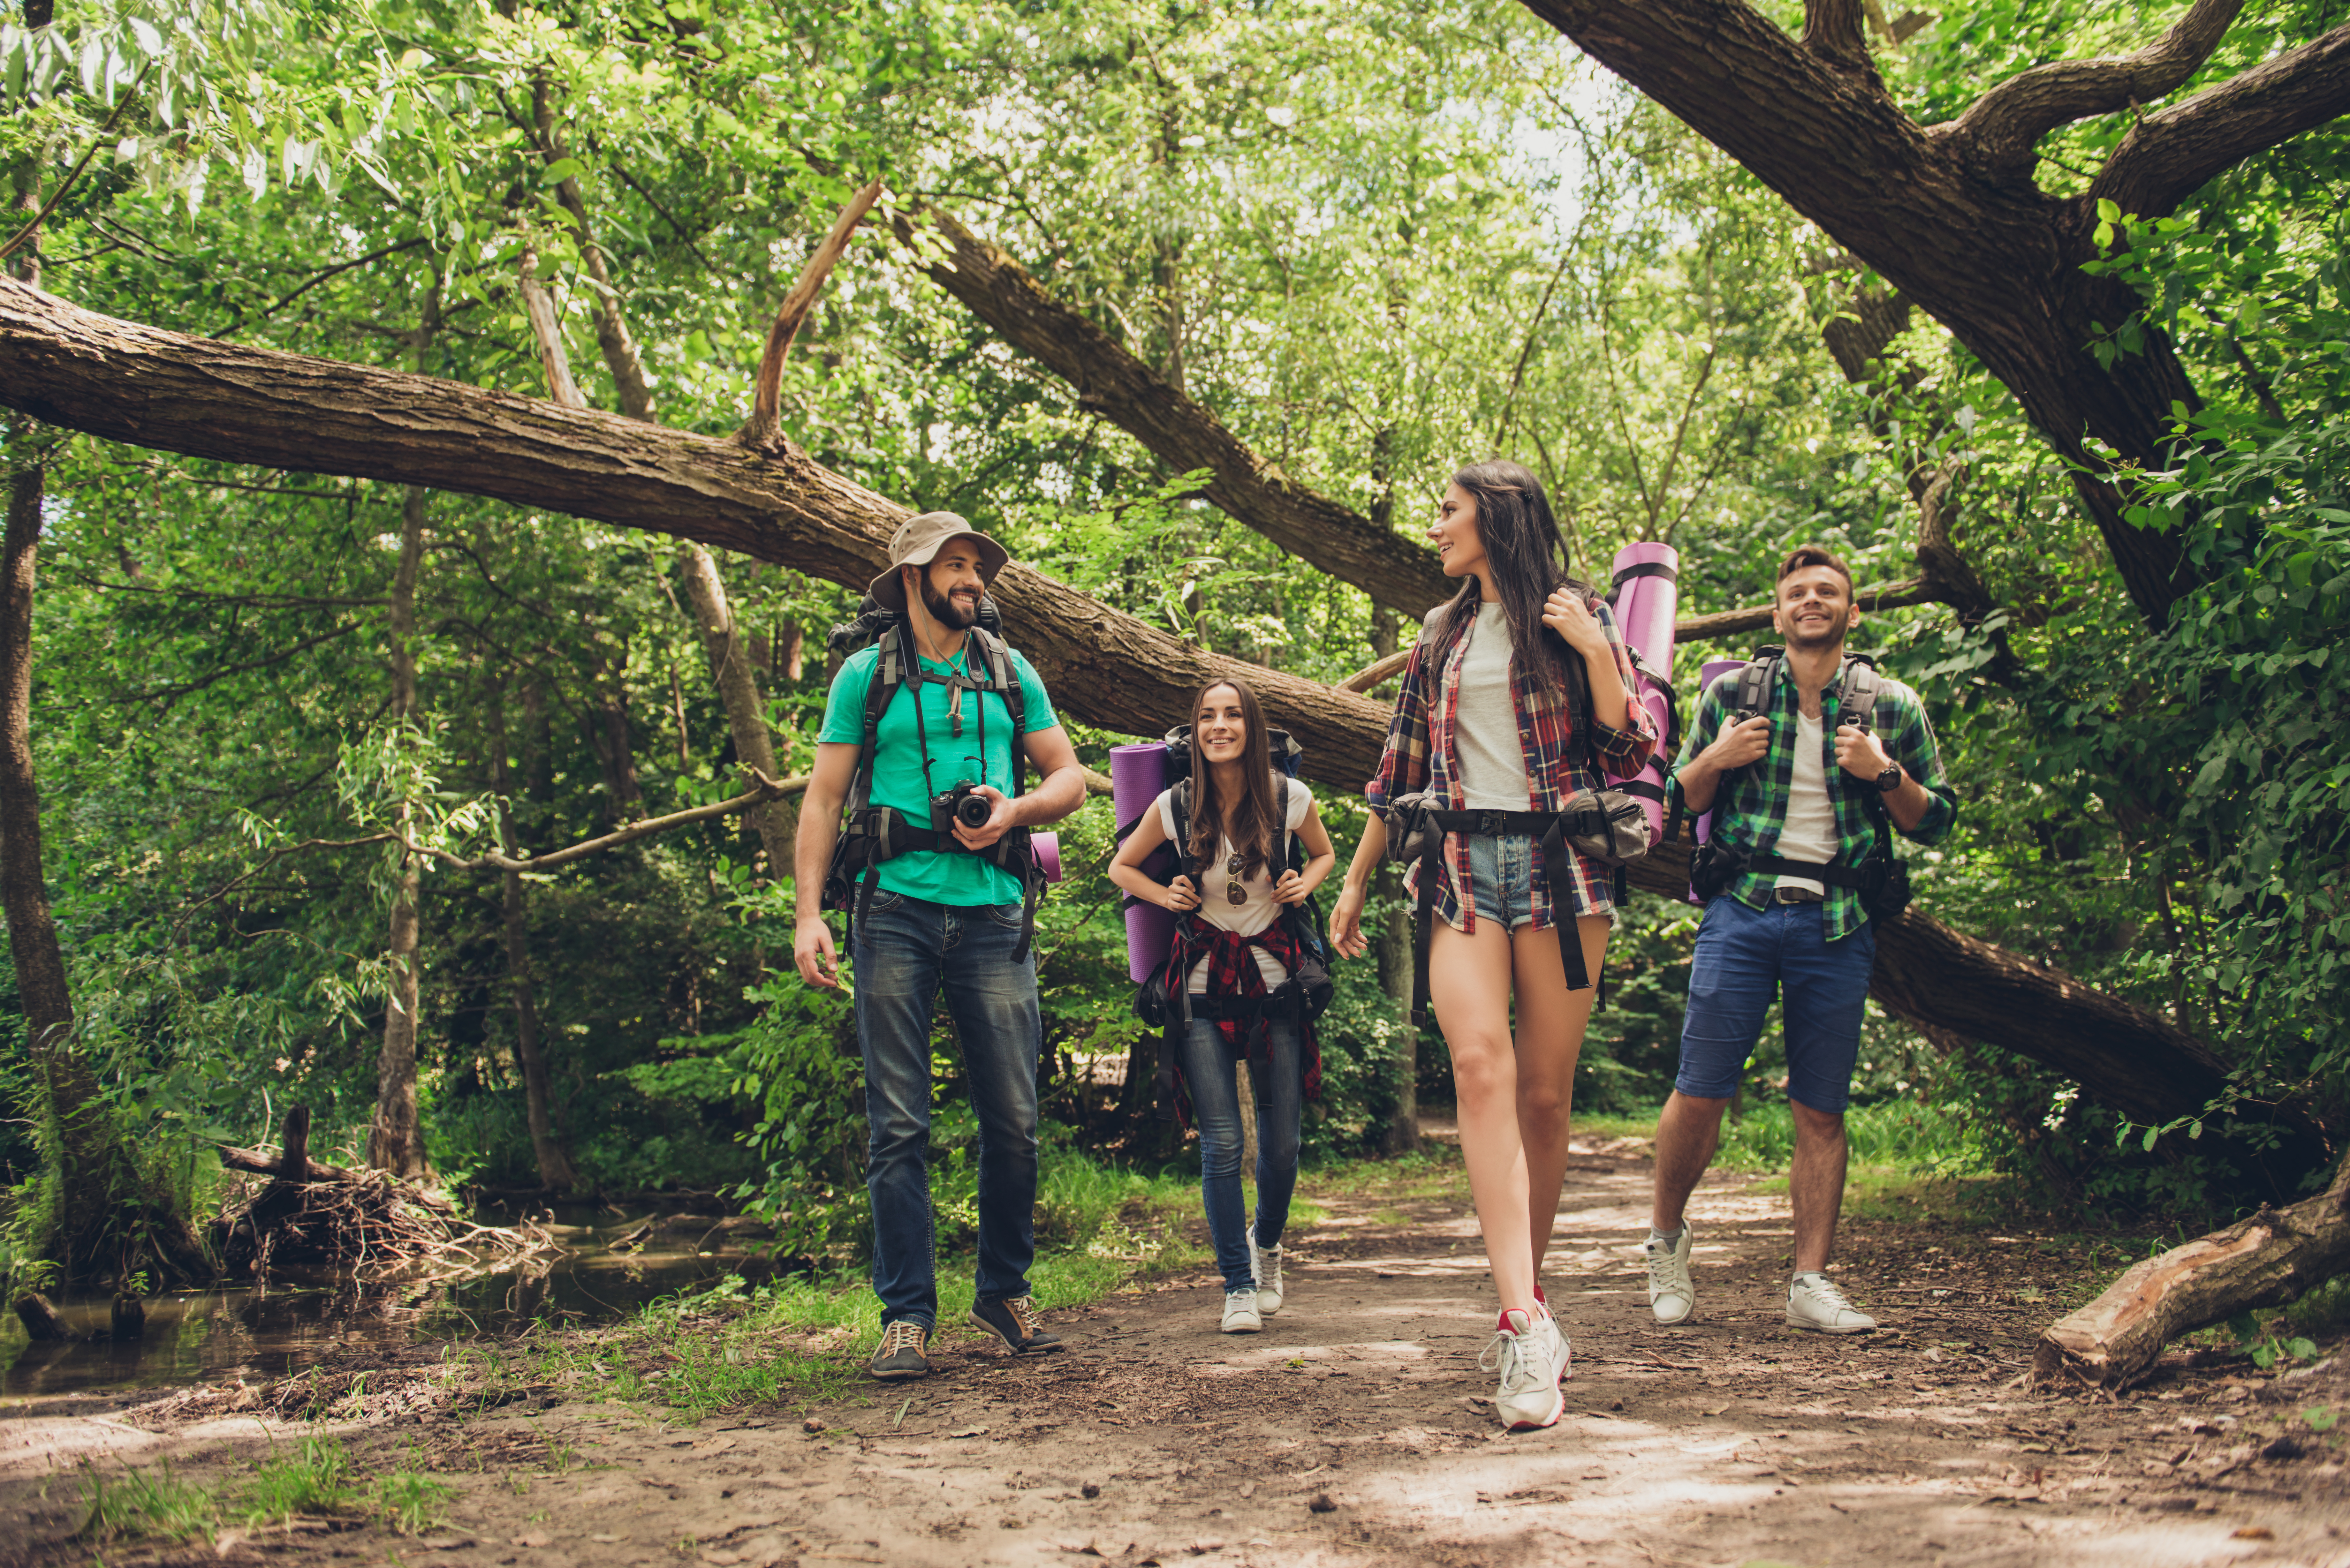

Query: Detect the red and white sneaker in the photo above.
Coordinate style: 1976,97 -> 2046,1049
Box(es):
1479,1308 -> 1564,1430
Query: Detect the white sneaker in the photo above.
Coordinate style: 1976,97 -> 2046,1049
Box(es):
1477,1309 -> 1563,1431
1786,1273 -> 1876,1334
1249,1237 -> 1285,1316
1221,1288 -> 1263,1334
1645,1227 -> 1695,1325
1528,1305 -> 1570,1384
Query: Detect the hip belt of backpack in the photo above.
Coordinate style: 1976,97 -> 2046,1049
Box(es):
822,618 -> 1042,961
1397,801 -> 1628,1026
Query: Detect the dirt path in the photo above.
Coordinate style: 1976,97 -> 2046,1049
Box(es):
7,1140 -> 2346,1567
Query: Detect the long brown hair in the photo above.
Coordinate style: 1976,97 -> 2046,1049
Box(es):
1428,458 -> 1590,699
1185,678 -> 1282,879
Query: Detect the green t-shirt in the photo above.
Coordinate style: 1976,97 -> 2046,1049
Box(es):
817,637 -> 1058,907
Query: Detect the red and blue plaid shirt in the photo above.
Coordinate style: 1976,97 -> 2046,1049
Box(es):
1162,914 -> 1322,1130
1365,595 -> 1658,932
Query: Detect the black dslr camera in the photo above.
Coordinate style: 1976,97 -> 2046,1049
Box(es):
930,781 -> 994,835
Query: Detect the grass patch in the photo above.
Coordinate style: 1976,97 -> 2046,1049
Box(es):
75,1438 -> 453,1545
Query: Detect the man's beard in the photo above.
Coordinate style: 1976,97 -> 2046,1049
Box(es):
920,573 -> 982,630
1780,612 -> 1847,652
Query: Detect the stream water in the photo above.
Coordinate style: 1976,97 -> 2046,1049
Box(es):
0,1207 -> 779,1403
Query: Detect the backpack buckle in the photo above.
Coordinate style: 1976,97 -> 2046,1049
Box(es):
1475,810 -> 1505,835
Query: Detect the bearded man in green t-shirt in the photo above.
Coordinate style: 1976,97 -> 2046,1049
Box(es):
794,514 -> 1087,1382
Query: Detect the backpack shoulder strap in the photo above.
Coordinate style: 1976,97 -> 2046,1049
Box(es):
846,629 -> 910,813
1169,777 -> 1199,883
1733,648 -> 1781,720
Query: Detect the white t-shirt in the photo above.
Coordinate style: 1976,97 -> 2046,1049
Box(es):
1453,601 -> 1534,810
1154,774 -> 1314,993
1774,711 -> 1838,896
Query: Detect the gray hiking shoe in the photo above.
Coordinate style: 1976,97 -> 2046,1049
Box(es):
967,1294 -> 1064,1354
868,1320 -> 930,1381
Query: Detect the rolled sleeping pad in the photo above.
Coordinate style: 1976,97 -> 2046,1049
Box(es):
1110,742 -> 1176,983
1686,656 -> 1747,905
1603,542 -> 1681,842
1029,832 -> 1062,884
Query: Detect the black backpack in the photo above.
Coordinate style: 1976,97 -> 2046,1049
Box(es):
819,594 -> 1043,959
1675,647 -> 1912,922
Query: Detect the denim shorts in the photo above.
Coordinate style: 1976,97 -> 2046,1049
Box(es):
1675,896 -> 1877,1112
1443,832 -> 1617,932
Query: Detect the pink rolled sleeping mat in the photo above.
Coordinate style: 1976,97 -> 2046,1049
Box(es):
1110,742 -> 1176,983
1686,657 -> 1747,904
1603,542 -> 1681,843
1029,832 -> 1062,884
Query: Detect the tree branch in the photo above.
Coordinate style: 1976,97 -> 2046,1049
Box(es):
2090,17 -> 2350,220
1944,0 -> 2244,185
894,205 -> 1452,614
1800,0 -> 1876,75
735,179 -> 884,449
413,773 -> 807,873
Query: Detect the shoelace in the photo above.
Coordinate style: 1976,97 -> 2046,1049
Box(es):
1003,1297 -> 1038,1337
1647,1243 -> 1685,1296
1799,1278 -> 1859,1316
878,1321 -> 925,1357
1477,1328 -> 1544,1393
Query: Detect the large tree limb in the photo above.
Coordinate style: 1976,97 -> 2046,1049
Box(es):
1944,0 -> 2244,185
893,207 -> 1453,614
2035,1158 -> 2350,1387
738,179 -> 884,449
0,276 -> 1393,786
2090,19 -> 2350,221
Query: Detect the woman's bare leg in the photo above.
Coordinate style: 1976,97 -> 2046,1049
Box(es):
1429,918 -> 1537,1317
1516,915 -> 1611,1280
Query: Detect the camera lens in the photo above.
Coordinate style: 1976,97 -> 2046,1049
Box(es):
955,792 -> 993,829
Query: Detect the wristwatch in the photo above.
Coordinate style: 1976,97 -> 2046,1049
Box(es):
1875,763 -> 1904,794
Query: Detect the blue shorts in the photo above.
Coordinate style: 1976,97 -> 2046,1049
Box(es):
1442,832 -> 1618,933
1675,896 -> 1877,1113
1450,833 -> 1538,932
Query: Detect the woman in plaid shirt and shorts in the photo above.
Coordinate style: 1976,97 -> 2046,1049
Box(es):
1331,460 -> 1657,1430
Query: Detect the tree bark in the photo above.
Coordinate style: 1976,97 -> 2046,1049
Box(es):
368,481 -> 430,1179
678,544 -> 796,876
2035,1159 -> 2350,1388
0,277 -> 2321,1186
896,208 -> 1451,615
1513,0 -> 2350,627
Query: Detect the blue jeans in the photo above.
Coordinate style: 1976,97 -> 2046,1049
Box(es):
1177,1016 -> 1304,1293
850,891 -> 1042,1331
1675,896 -> 1878,1112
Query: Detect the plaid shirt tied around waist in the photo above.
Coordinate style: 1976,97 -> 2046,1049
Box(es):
1162,914 -> 1323,1131
1666,656 -> 1957,942
1363,596 -> 1658,933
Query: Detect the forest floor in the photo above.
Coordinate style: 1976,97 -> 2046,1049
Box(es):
5,1135 -> 2347,1568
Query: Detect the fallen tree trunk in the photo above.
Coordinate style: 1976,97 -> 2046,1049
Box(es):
0,277 -> 1393,787
2035,1159 -> 2350,1388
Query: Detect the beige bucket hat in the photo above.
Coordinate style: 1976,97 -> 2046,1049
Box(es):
868,511 -> 1011,611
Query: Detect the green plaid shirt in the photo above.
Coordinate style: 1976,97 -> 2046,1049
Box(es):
1667,655 -> 1957,940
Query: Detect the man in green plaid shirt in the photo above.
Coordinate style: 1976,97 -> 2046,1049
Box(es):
1643,546 -> 1957,1337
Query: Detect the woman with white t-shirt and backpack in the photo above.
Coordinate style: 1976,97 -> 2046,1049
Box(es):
1109,677 -> 1337,1334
